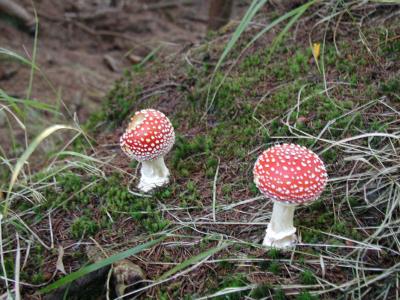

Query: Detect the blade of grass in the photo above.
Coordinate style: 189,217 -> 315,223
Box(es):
212,157 -> 220,222
0,214 -> 11,296
23,4 -> 39,185
135,44 -> 162,70
0,104 -> 26,152
0,48 -> 39,70
211,0 -> 266,73
39,236 -> 166,294
0,104 -> 26,131
0,89 -> 58,114
26,5 -> 39,103
0,89 -> 21,115
158,242 -> 228,281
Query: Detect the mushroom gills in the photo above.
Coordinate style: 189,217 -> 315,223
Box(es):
138,156 -> 170,192
263,201 -> 297,248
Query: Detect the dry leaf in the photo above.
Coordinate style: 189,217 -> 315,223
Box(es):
56,245 -> 67,275
312,42 -> 321,61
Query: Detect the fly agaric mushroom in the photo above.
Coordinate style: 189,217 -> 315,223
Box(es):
253,143 -> 328,248
120,109 -> 175,192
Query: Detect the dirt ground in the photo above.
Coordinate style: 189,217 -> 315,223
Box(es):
0,0 -> 244,122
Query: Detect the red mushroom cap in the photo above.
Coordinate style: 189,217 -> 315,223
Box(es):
253,143 -> 327,205
120,109 -> 175,161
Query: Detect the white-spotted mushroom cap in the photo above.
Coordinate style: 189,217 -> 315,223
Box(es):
253,143 -> 327,205
120,109 -> 175,161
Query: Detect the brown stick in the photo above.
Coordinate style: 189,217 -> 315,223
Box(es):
208,0 -> 233,31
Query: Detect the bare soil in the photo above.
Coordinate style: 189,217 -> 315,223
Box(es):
0,0 -> 243,121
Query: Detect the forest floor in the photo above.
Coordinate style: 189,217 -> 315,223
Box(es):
1,1 -> 400,300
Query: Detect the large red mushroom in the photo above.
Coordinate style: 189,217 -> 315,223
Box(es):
120,109 -> 175,192
253,143 -> 328,248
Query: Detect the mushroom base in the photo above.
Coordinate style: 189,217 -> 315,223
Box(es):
138,157 -> 170,192
262,225 -> 297,248
262,202 -> 297,248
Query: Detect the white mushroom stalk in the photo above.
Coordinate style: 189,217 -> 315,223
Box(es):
138,156 -> 170,192
120,109 -> 175,192
253,143 -> 328,249
263,202 -> 296,248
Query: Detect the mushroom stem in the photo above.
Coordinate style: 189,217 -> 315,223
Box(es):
138,156 -> 170,192
263,201 -> 297,248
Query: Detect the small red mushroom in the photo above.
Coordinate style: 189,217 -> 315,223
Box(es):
120,109 -> 175,192
253,143 -> 328,248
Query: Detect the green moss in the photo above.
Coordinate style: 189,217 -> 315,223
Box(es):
288,50 -> 309,77
249,284 -> 272,299
0,256 -> 14,278
301,229 -> 324,244
172,134 -> 213,168
273,289 -> 287,300
249,183 -> 259,195
71,216 -> 98,238
240,53 -> 262,70
130,197 -> 170,233
214,273 -> 249,300
267,248 -> 281,259
347,197 -> 360,207
380,78 -> 400,95
218,260 -> 235,270
222,184 -> 233,196
321,149 -> 338,164
29,172 -> 170,236
31,272 -> 45,284
300,269 -> 317,285
268,261 -> 281,275
179,180 -> 201,206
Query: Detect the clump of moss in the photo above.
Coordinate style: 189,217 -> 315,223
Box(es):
300,269 -> 317,285
71,216 -> 99,238
33,172 -> 169,236
214,273 -> 249,300
380,78 -> 400,95
249,284 -> 273,299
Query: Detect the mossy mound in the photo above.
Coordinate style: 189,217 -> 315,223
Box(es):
5,4 -> 400,299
